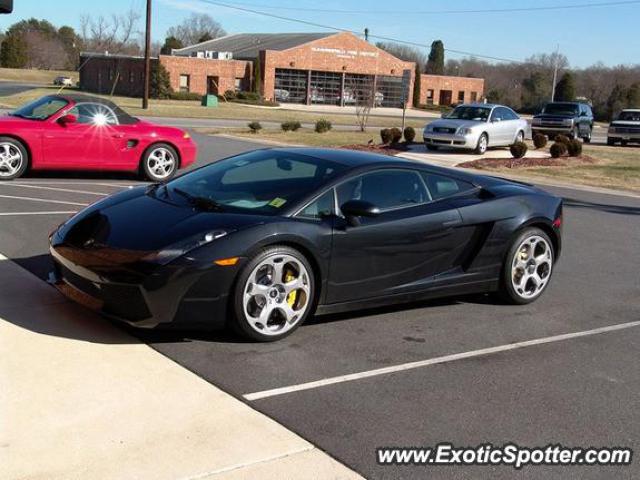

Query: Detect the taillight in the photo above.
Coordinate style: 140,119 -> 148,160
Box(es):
552,217 -> 562,228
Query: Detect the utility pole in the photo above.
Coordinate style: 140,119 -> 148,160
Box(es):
550,44 -> 560,103
142,0 -> 152,109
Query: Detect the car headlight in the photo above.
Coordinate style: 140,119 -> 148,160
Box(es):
563,118 -> 573,126
183,131 -> 191,139
457,127 -> 473,136
425,124 -> 434,133
145,230 -> 229,264
532,118 -> 542,126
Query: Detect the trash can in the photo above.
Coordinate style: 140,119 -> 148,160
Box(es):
201,94 -> 218,107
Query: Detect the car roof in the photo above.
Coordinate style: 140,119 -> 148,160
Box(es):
52,93 -> 139,125
265,147 -> 487,183
271,147 -> 417,168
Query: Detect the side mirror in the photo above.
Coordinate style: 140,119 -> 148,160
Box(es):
340,200 -> 380,226
58,113 -> 77,125
492,117 -> 502,123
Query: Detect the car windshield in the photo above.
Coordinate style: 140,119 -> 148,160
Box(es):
446,106 -> 491,121
543,103 -> 579,115
10,96 -> 68,120
162,150 -> 348,215
617,111 -> 640,121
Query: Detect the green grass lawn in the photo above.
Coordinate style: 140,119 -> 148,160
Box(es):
0,67 -> 77,84
473,144 -> 640,192
0,86 -> 426,129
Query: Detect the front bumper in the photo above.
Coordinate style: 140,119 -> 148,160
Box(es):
179,139 -> 198,169
49,244 -> 238,330
607,129 -> 640,142
423,132 -> 478,149
531,126 -> 573,136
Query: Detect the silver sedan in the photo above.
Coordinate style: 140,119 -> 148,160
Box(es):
423,104 -> 529,154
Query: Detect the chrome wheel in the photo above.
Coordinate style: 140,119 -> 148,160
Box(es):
477,134 -> 488,154
242,253 -> 311,337
511,234 -> 553,300
146,147 -> 176,180
0,142 -> 23,178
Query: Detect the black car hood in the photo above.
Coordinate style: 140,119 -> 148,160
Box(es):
56,187 -> 269,252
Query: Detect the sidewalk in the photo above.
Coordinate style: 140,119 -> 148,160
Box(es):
0,255 -> 362,480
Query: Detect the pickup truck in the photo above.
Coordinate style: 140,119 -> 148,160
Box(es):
531,101 -> 593,142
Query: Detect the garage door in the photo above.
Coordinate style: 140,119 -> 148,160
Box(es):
377,75 -> 405,108
310,71 -> 342,105
274,69 -> 307,104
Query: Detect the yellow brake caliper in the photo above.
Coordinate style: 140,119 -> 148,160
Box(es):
285,268 -> 297,307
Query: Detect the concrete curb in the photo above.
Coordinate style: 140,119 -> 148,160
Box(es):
0,254 -> 362,480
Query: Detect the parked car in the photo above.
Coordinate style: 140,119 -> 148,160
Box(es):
0,94 -> 197,181
607,109 -> 640,146
423,103 -> 528,154
274,88 -> 290,102
531,102 -> 593,142
53,76 -> 74,86
50,148 -> 562,342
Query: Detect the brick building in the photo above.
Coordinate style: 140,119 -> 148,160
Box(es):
79,32 -> 483,108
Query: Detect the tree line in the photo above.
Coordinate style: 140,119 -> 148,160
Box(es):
0,13 -> 226,70
378,40 -> 639,121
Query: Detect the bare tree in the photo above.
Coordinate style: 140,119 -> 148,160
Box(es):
80,9 -> 142,55
24,31 -> 68,69
345,77 -> 374,132
166,13 -> 226,47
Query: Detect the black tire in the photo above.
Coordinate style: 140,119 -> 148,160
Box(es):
607,137 -> 616,146
621,140 -> 628,147
232,245 -> 316,342
571,126 -> 580,140
498,227 -> 555,305
583,127 -> 592,143
426,144 -> 439,151
0,137 -> 29,181
141,143 -> 179,182
474,133 -> 488,155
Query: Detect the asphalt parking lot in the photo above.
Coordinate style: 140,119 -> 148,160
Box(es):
1,131 -> 639,479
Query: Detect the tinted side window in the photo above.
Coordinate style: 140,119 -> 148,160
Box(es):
505,108 -> 519,120
297,189 -> 334,220
421,173 -> 476,200
337,170 -> 429,211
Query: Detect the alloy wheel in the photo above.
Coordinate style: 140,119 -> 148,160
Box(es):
477,134 -> 488,154
510,234 -> 553,300
147,147 -> 176,180
242,253 -> 311,336
0,142 -> 23,178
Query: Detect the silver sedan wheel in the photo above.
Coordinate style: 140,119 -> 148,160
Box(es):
243,253 -> 312,336
477,134 -> 488,154
511,234 -> 553,300
0,142 -> 23,178
146,147 -> 176,180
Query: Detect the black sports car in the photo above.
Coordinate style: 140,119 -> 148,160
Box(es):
49,148 -> 562,341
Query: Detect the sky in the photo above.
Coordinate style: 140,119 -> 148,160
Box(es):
2,0 -> 639,68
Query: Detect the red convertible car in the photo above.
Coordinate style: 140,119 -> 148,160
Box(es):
0,94 -> 197,181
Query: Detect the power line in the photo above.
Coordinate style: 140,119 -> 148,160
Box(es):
193,0 -> 525,63
211,0 -> 640,14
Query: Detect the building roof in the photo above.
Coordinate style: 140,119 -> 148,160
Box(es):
172,32 -> 335,60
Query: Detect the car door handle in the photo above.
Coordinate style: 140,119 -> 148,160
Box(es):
442,219 -> 462,227
112,133 -> 125,139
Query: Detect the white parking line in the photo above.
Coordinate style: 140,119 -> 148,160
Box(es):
0,184 -> 108,196
243,320 -> 640,401
0,211 -> 77,216
0,194 -> 89,206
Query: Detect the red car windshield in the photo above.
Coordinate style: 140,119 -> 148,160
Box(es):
11,96 -> 68,121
